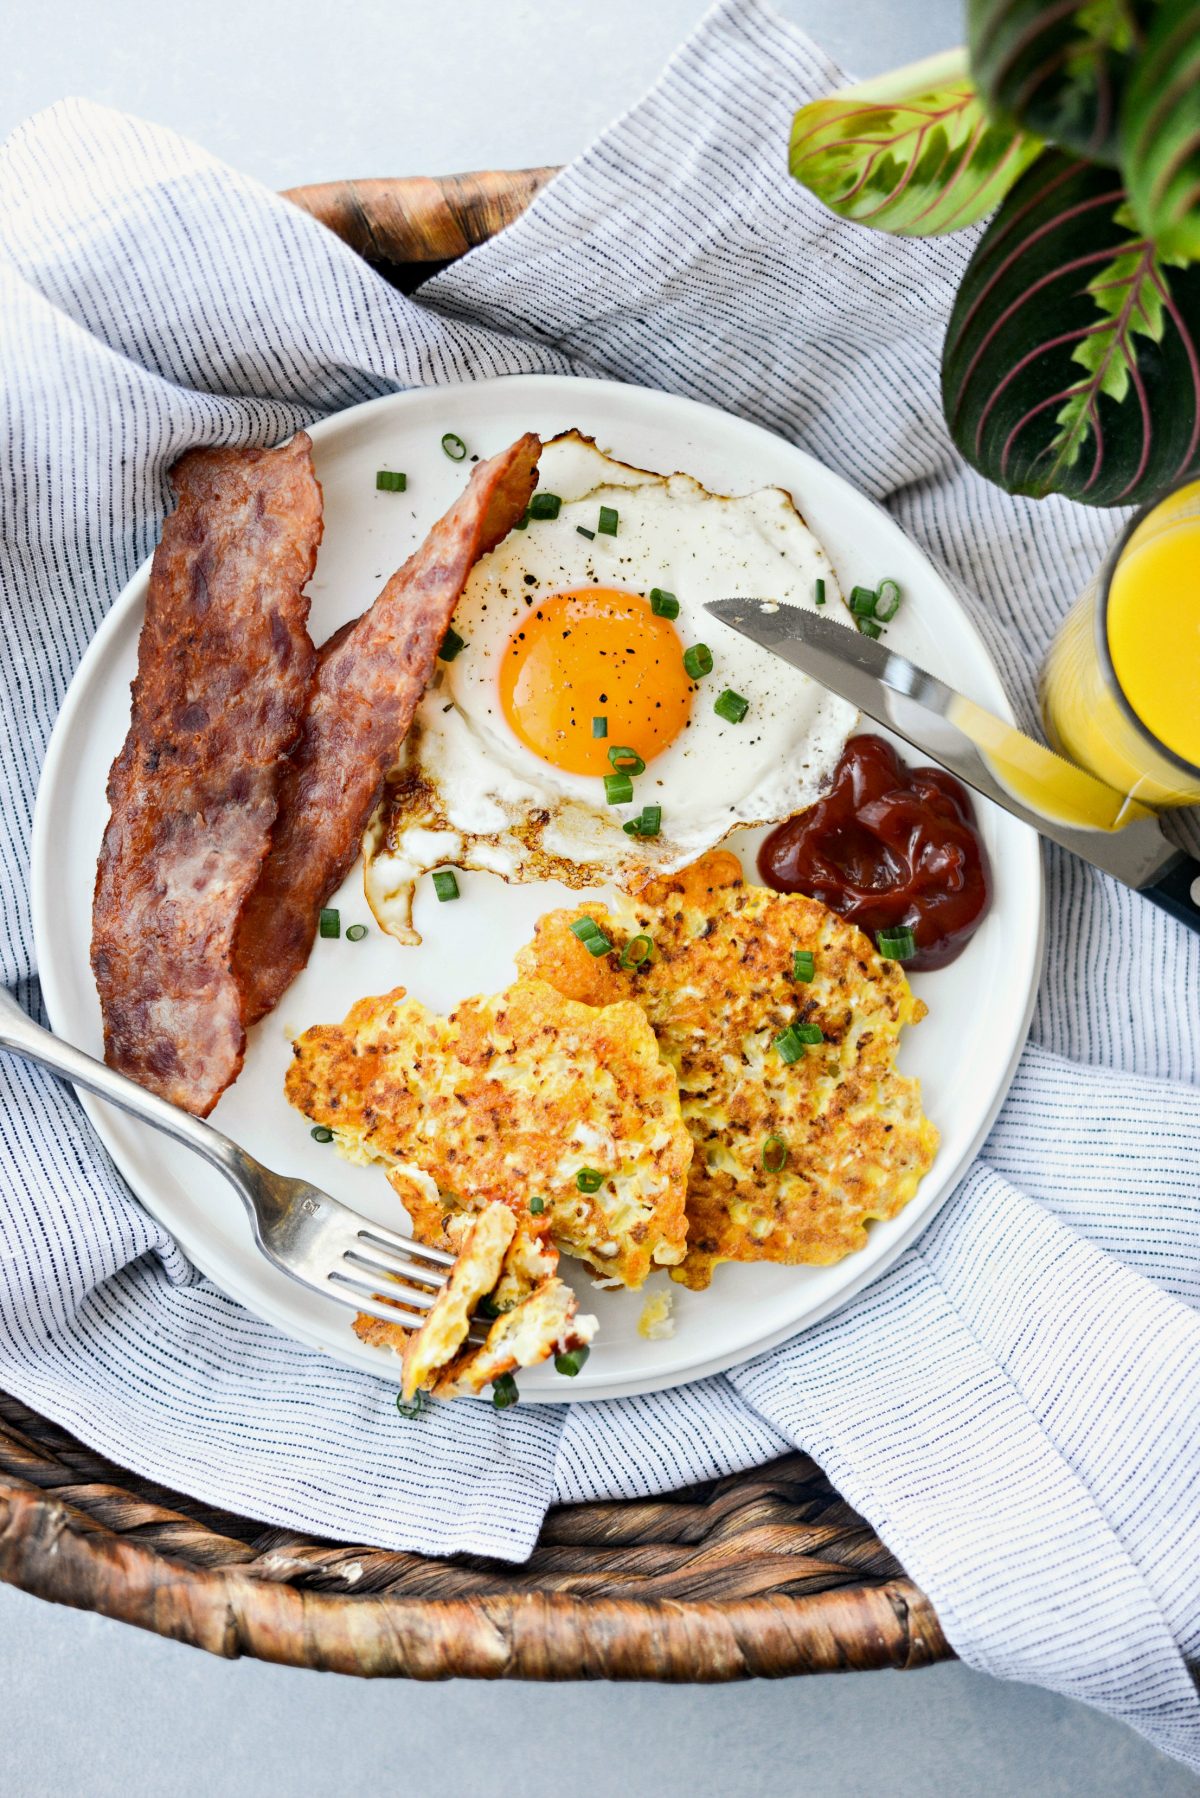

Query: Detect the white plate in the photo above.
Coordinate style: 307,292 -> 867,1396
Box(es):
33,375 -> 1043,1402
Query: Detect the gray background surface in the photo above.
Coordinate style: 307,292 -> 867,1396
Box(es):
0,2 -> 1193,1794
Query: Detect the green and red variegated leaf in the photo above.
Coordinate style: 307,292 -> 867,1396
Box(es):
969,0 -> 1153,166
1121,0 -> 1200,261
942,149 -> 1200,505
789,51 -> 1040,236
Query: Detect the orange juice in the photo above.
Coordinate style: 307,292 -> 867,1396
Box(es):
1041,479 -> 1200,807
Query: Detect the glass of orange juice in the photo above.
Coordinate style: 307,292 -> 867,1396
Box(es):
1040,478 -> 1200,808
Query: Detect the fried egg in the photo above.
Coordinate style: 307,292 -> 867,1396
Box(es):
364,432 -> 855,942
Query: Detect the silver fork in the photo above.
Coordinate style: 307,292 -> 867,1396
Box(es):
0,987 -> 457,1332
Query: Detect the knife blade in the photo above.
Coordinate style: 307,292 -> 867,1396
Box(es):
704,598 -> 1200,932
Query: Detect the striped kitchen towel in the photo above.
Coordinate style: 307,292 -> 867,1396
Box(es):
2,0 -> 1199,1766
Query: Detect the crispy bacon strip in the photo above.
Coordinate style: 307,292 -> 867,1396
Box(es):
236,432 -> 541,1026
91,434 -> 323,1115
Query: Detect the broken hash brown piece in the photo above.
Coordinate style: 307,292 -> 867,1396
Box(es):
91,433 -> 322,1114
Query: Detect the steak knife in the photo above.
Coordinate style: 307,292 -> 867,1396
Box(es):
704,599 -> 1200,934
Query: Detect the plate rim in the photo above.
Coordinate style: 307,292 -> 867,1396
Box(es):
32,371 -> 1044,1402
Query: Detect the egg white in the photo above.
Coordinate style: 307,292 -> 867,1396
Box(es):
365,432 -> 856,942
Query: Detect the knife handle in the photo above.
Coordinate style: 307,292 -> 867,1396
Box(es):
1142,851 -> 1200,934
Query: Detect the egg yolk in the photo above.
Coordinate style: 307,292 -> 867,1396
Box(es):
499,588 -> 691,776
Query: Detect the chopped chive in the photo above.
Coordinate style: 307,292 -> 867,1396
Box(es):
874,578 -> 902,621
476,1294 -> 501,1318
849,585 -> 878,617
650,588 -> 679,619
623,804 -> 662,839
762,1134 -> 788,1173
620,933 -> 654,969
530,1196 -> 546,1215
431,869 -> 459,902
577,525 -> 596,541
774,1022 -> 824,1062
592,716 -> 608,738
877,926 -> 916,961
604,772 -> 634,805
310,1124 -> 334,1143
375,469 -> 406,492
438,626 -> 466,662
529,492 -> 562,520
318,908 -> 340,939
576,1167 -> 604,1194
608,745 -> 646,776
555,1345 -> 591,1377
395,1392 -> 427,1420
492,1373 -> 519,1410
570,916 -> 613,956
346,923 -> 369,942
513,509 -> 531,530
814,578 -> 826,606
792,949 -> 815,982
683,643 -> 713,680
714,689 -> 749,724
597,505 -> 619,536
441,431 -> 468,461
858,618 -> 883,640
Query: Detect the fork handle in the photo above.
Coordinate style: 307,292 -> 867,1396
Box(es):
0,985 -> 245,1186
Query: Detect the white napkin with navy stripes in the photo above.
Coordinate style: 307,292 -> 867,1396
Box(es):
2,0 -> 1199,1765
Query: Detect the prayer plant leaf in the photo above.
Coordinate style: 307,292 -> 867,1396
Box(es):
942,148 -> 1200,505
1120,0 -> 1200,261
968,0 -> 1153,166
789,50 -> 1041,236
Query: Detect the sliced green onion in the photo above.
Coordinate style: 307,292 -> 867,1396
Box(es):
432,869 -> 459,902
774,1022 -> 824,1062
375,469 -> 406,492
858,618 -> 883,640
874,578 -> 902,621
762,1134 -> 788,1173
555,1345 -> 591,1377
714,689 -> 749,724
492,1373 -> 519,1410
395,1392 -> 427,1420
577,525 -> 596,541
597,505 -> 619,536
476,1294 -> 501,1319
318,908 -> 340,939
570,916 -> 613,956
683,643 -> 713,680
441,431 -> 468,461
592,716 -> 608,738
310,1124 -> 334,1143
877,926 -> 916,961
792,949 -> 815,982
530,1196 -> 546,1215
604,772 -> 634,805
608,745 -> 645,776
529,492 -> 562,520
438,626 -> 466,662
650,588 -> 679,619
814,578 -> 826,606
620,933 -> 654,969
623,804 -> 662,839
576,1167 -> 604,1194
849,584 -> 878,617
346,923 -> 369,942
513,509 -> 531,531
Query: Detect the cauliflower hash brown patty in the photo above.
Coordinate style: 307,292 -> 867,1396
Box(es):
516,850 -> 939,1289
284,978 -> 691,1289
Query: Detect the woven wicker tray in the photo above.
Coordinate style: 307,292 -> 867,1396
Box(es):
0,169 -> 952,1680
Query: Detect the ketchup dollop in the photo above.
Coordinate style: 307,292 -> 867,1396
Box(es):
757,734 -> 991,971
